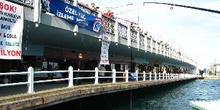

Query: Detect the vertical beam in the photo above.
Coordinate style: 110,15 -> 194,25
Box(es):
149,72 -> 152,80
127,24 -> 131,47
150,37 -> 153,53
137,31 -> 140,50
125,70 -> 129,82
154,72 -> 157,80
27,67 -> 34,93
155,41 -> 158,54
135,69 -> 138,81
158,72 -> 161,80
114,20 -> 119,44
95,67 -> 99,84
144,35 -> 147,52
68,66 -> 74,87
33,0 -> 41,27
112,69 -> 116,83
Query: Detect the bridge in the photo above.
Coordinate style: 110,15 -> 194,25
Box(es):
0,66 -> 197,109
0,0 -> 198,109
4,0 -> 197,70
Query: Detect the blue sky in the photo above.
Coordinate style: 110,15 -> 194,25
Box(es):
80,0 -> 220,69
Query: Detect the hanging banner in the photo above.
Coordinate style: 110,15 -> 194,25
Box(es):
42,0 -> 102,33
0,0 -> 23,59
100,34 -> 111,65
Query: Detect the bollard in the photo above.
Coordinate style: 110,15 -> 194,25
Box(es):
27,67 -> 34,93
68,66 -> 74,87
95,67 -> 99,84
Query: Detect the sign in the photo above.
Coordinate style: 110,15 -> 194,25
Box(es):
42,0 -> 102,33
100,34 -> 110,65
0,0 -> 23,59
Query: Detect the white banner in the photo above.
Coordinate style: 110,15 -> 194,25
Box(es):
100,34 -> 111,65
0,0 -> 23,59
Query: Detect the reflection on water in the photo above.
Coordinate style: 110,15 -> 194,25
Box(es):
42,79 -> 220,110
128,79 -> 220,110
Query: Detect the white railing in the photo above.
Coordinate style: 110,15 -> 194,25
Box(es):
0,66 -> 196,95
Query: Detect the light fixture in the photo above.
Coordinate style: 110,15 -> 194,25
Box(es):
78,52 -> 83,59
115,43 -> 118,45
35,23 -> 39,27
73,25 -> 78,36
74,32 -> 77,36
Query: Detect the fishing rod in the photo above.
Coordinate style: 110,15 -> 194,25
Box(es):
143,2 -> 220,14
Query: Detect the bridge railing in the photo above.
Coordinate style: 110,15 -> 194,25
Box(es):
0,66 -> 196,96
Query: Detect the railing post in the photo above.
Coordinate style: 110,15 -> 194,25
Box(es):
112,69 -> 116,83
168,73 -> 170,79
125,70 -> 129,82
154,72 -> 157,80
158,72 -> 161,80
95,67 -> 99,84
166,73 -> 168,79
149,72 -> 152,80
33,0 -> 41,27
68,66 -> 74,87
136,70 -> 138,81
143,71 -> 146,81
27,67 -> 34,93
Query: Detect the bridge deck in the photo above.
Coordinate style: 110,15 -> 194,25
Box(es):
0,78 -> 195,110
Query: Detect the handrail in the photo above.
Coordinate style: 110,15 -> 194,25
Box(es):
0,66 -> 196,97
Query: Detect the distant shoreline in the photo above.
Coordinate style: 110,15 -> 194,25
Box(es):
203,75 -> 220,79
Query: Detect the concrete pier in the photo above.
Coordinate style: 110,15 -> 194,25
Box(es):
0,78 -> 196,110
